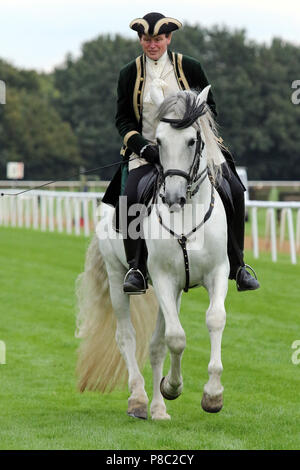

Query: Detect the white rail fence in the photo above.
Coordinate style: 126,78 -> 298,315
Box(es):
0,190 -> 103,238
247,200 -> 300,264
1,190 -> 300,263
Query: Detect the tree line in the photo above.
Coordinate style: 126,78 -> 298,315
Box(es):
0,24 -> 300,181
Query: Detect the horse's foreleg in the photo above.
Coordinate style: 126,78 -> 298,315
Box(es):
202,268 -> 228,413
106,262 -> 149,419
152,278 -> 184,402
149,308 -> 170,420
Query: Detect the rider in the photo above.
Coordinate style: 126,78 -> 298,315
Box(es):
102,12 -> 260,295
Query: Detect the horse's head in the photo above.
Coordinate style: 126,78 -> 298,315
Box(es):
155,86 -> 214,212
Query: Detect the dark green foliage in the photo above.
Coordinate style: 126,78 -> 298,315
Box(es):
172,26 -> 300,179
0,60 -> 81,179
1,25 -> 300,180
53,35 -> 141,179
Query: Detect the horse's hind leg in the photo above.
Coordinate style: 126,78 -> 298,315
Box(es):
202,268 -> 228,413
106,259 -> 149,419
149,308 -> 170,420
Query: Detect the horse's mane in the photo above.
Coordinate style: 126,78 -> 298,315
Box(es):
157,90 -> 226,182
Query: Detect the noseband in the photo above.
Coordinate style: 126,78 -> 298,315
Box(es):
158,126 -> 206,198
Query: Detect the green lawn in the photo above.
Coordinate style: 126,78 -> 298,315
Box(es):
0,227 -> 299,450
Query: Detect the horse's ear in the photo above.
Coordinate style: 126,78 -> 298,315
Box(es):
197,85 -> 211,106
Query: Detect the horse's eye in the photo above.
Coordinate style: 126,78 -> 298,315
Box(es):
188,139 -> 195,147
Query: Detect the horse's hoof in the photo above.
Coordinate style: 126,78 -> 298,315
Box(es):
160,376 -> 182,401
127,397 -> 148,419
151,411 -> 171,420
150,404 -> 171,420
201,392 -> 223,413
127,406 -> 148,420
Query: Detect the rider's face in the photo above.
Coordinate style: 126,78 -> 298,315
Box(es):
139,33 -> 172,61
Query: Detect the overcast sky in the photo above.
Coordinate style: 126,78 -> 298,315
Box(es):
1,0 -> 299,72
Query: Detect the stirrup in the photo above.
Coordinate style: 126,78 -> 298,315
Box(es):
123,268 -> 147,295
236,263 -> 260,292
236,264 -> 258,281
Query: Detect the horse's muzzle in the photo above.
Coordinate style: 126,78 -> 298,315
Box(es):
163,193 -> 186,212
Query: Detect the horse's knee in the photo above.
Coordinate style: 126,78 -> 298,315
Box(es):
206,307 -> 226,332
149,340 -> 166,365
165,331 -> 186,355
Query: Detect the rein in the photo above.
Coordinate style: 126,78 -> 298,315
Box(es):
0,156 -> 140,198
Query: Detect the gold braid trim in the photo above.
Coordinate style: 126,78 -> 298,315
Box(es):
129,18 -> 149,34
133,57 -> 141,121
153,17 -> 182,36
124,130 -> 139,146
133,56 -> 145,122
177,54 -> 190,91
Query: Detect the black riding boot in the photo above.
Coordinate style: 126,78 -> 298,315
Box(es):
123,236 -> 148,295
219,161 -> 260,292
120,165 -> 153,295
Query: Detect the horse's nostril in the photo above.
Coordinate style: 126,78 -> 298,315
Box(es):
179,197 -> 186,207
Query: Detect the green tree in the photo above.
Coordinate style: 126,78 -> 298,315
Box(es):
1,26 -> 300,181
0,59 -> 82,179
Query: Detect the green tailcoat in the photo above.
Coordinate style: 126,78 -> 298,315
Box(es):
102,50 -> 217,206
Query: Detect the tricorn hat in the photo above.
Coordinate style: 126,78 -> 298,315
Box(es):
130,12 -> 182,36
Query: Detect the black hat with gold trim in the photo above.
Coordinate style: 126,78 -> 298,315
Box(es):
130,12 -> 182,36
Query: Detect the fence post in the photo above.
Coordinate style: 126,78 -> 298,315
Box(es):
0,196 -> 3,226
65,197 -> 72,234
10,197 -> 16,227
279,208 -> 287,249
287,208 -> 297,264
3,196 -> 9,226
25,197 -> 31,228
56,197 -> 63,233
83,199 -> 90,237
41,195 -> 47,231
17,197 -> 23,227
33,195 -> 39,229
296,209 -> 300,252
74,198 -> 81,236
251,206 -> 259,258
266,208 -> 277,262
48,197 -> 55,232
92,198 -> 97,231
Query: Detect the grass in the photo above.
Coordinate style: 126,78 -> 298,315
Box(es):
0,226 -> 299,450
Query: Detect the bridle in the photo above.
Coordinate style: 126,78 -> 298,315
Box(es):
155,122 -> 215,293
158,125 -> 206,200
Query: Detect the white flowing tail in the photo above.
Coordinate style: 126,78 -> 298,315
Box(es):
75,234 -> 158,393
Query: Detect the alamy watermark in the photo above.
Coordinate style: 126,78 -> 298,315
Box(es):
0,80 -> 6,104
291,340 -> 300,365
95,197 -> 205,249
0,341 -> 6,364
291,80 -> 300,105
